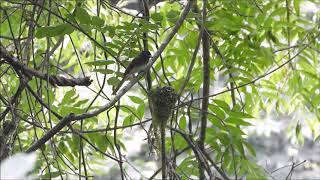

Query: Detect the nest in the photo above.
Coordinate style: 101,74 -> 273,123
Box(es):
150,86 -> 177,128
149,86 -> 177,157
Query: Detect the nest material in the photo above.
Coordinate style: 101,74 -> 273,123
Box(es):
150,86 -> 177,128
149,86 -> 177,158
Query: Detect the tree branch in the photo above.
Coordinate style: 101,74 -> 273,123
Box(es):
0,46 -> 92,87
199,0 -> 210,178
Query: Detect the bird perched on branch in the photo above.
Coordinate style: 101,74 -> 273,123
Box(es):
112,50 -> 151,94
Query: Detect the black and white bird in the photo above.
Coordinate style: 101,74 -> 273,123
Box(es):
112,51 -> 151,94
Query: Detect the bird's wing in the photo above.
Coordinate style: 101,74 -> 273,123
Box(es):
124,55 -> 146,76
114,54 -> 147,94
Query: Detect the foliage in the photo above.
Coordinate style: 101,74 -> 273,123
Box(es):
0,0 -> 319,179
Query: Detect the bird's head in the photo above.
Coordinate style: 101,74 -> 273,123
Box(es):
140,51 -> 151,58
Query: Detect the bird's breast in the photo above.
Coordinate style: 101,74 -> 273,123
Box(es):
130,64 -> 147,74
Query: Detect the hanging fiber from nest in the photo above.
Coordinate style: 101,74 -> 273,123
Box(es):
149,86 -> 177,173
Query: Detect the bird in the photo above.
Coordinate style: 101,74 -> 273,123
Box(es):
112,50 -> 151,95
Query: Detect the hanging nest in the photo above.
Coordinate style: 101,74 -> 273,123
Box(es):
150,86 -> 177,129
149,86 -> 177,157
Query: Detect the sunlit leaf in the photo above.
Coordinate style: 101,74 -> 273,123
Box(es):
75,7 -> 91,25
123,115 -> 134,127
107,77 -> 119,86
128,96 -> 144,104
85,60 -> 115,66
92,69 -> 114,74
179,116 -> 187,130
294,0 -> 300,16
35,24 -> 74,38
226,117 -> 252,126
213,99 -> 230,111
91,16 -> 105,27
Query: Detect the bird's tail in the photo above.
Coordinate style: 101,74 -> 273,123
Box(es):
112,77 -> 126,95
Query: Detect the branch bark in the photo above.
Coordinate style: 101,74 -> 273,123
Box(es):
0,46 -> 92,87
199,0 -> 210,179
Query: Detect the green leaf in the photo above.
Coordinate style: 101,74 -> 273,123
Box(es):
245,159 -> 268,180
213,99 -> 230,111
294,0 -> 300,16
151,13 -> 163,22
107,77 -> 119,86
137,103 -> 145,119
121,105 -> 136,114
267,30 -> 278,44
227,125 -> 246,136
238,159 -> 248,177
174,133 -> 188,149
91,16 -> 104,27
229,110 -> 254,119
123,115 -> 134,127
73,99 -> 89,107
92,69 -> 114,74
222,152 -> 231,171
167,10 -> 180,23
177,157 -> 199,177
295,121 -> 301,137
61,89 -> 76,105
90,133 -> 108,152
41,171 -> 61,179
179,116 -> 187,130
243,141 -> 256,157
216,132 -> 230,146
208,104 -> 225,119
167,10 -> 180,19
234,139 -> 245,157
75,7 -> 91,24
128,96 -> 144,104
270,7 -> 287,17
70,135 -> 80,150
208,115 -> 225,130
140,22 -> 159,31
85,60 -> 114,66
119,22 -> 138,31
205,128 -> 220,150
226,117 -> 252,126
35,24 -> 74,38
